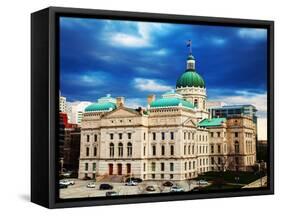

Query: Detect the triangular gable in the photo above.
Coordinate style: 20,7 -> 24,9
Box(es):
182,118 -> 197,127
103,107 -> 140,118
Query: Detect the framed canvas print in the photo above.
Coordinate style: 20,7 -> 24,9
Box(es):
31,6 -> 274,208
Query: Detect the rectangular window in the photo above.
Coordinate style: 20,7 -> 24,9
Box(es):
218,145 -> 221,153
110,133 -> 114,140
184,132 -> 186,140
151,162 -> 156,171
128,133 -> 131,139
153,132 -> 156,140
235,132 -> 239,137
170,145 -> 174,155
211,145 -> 214,153
170,174 -> 174,179
217,132 -> 220,137
188,132 -> 191,140
211,132 -> 214,137
92,163 -> 96,171
119,133 -> 122,139
211,157 -> 214,165
170,132 -> 174,140
143,163 -> 146,171
218,157 -> 221,164
161,174 -> 164,179
85,163 -> 88,171
94,134 -> 97,142
86,147 -> 89,156
189,161 -> 191,170
152,174 -> 155,179
161,145 -> 165,155
86,135 -> 90,142
170,163 -> 174,171
161,162 -> 165,171
152,146 -> 156,156
144,132 -> 146,140
161,132 -> 165,140
143,146 -> 146,156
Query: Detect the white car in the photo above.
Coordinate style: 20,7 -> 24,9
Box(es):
87,182 -> 96,188
125,181 -> 138,186
60,179 -> 75,186
197,180 -> 209,185
170,186 -> 184,192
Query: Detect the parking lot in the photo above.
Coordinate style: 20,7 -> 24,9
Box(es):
59,179 -> 202,199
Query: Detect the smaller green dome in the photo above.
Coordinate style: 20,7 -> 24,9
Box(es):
176,70 -> 205,88
85,102 -> 116,112
150,98 -> 194,109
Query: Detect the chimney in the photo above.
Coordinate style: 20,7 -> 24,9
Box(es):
147,94 -> 156,105
116,97 -> 125,107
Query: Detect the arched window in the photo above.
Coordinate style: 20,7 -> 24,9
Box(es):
93,146 -> 97,156
118,143 -> 123,157
194,99 -> 198,108
109,143 -> 114,157
127,142 -> 132,157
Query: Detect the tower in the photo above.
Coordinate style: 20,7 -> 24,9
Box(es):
176,41 -> 209,120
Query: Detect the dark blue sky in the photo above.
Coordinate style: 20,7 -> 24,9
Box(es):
60,17 -> 267,118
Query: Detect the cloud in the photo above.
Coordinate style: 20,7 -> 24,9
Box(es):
105,22 -> 174,48
133,78 -> 173,92
152,48 -> 169,56
125,98 -> 146,109
61,71 -> 110,87
211,37 -> 226,45
238,28 -> 267,40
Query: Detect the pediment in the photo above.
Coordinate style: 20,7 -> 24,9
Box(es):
103,107 -> 140,118
182,118 -> 197,127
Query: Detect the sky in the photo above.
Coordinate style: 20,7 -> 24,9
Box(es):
59,17 -> 268,140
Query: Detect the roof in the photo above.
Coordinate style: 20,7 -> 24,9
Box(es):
84,102 -> 117,112
150,97 -> 194,109
176,70 -> 205,88
187,54 -> 195,60
198,118 -> 226,127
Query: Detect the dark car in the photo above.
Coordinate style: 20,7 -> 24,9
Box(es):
189,187 -> 200,192
125,177 -> 143,183
59,183 -> 68,189
146,186 -> 155,192
106,191 -> 118,196
99,184 -> 113,190
163,181 -> 173,187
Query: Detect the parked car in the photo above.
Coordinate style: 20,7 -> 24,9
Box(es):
59,183 -> 68,189
146,186 -> 156,192
125,177 -> 143,183
163,181 -> 173,187
99,184 -> 113,190
106,191 -> 118,197
59,179 -> 75,186
170,186 -> 184,192
61,171 -> 72,178
87,182 -> 96,188
189,187 -> 200,192
197,180 -> 209,185
125,181 -> 138,186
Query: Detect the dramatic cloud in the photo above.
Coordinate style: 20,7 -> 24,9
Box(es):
238,28 -> 267,40
133,78 -> 173,92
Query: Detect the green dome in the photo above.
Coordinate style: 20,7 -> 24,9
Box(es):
85,102 -> 116,112
176,70 -> 205,88
150,98 -> 194,109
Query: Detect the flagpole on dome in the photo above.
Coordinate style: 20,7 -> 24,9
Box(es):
187,40 -> 192,55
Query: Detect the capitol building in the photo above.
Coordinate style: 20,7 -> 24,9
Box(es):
78,47 -> 257,181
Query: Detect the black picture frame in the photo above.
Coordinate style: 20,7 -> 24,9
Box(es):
31,6 -> 274,209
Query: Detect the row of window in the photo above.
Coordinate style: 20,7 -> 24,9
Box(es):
210,157 -> 224,165
109,142 -> 132,157
86,134 -> 98,143
210,144 -> 225,154
84,162 -> 96,171
85,146 -> 97,157
110,133 -> 132,140
151,145 -> 174,156
210,131 -> 226,138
